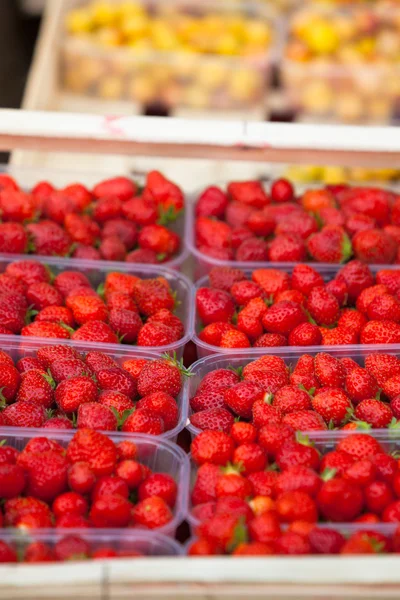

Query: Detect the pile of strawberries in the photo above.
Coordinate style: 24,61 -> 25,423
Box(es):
189,429 -> 400,555
0,171 -> 184,264
0,429 -> 178,531
0,344 -> 185,435
0,260 -> 185,346
189,352 -> 400,432
0,534 -> 149,563
196,261 -> 400,348
194,179 -> 400,264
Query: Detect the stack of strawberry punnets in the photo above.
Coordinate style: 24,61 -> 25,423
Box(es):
0,171 -> 183,264
0,429 -> 179,533
0,345 -> 186,435
196,261 -> 400,349
194,179 -> 400,264
189,352 -> 400,432
189,430 -> 400,555
0,260 -> 185,347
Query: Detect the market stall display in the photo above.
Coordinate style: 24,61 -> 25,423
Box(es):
61,0 -> 274,114
282,4 -> 400,123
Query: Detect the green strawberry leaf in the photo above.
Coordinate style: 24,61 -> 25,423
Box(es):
341,232 -> 353,263
96,283 -> 105,298
375,389 -> 382,401
161,351 -> 193,378
226,517 -> 249,553
320,467 -> 337,481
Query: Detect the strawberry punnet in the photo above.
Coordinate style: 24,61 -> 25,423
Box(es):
196,261 -> 400,349
0,172 -> 184,264
194,179 -> 400,265
189,351 -> 400,433
0,345 -> 187,435
0,260 -> 185,347
189,429 -> 400,556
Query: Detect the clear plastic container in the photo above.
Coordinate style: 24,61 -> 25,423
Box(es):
0,338 -> 189,442
0,529 -> 183,561
281,4 -> 400,124
0,254 -> 194,359
192,266 -> 400,357
0,164 -> 188,272
0,429 -> 189,537
186,348 -> 400,437
187,424 -> 400,530
60,0 -> 276,115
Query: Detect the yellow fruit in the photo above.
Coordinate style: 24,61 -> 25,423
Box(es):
98,75 -> 124,99
94,27 -> 121,47
90,1 -> 118,27
229,69 -> 260,103
128,76 -> 156,104
285,165 -> 323,183
301,80 -> 334,114
306,21 -> 340,55
66,9 -> 93,34
336,92 -> 364,122
321,166 -> 347,185
151,21 -> 179,51
197,62 -> 227,90
216,33 -> 238,55
121,14 -> 149,39
245,21 -> 271,47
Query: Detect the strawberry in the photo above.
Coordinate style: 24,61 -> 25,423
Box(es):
382,374 -> 400,400
16,370 -> 54,408
340,187 -> 393,226
252,269 -> 290,298
55,376 -> 98,413
289,323 -> 322,346
4,496 -> 52,527
262,301 -> 307,335
271,178 -> 294,202
307,287 -> 340,326
230,422 -> 257,445
0,189 -> 37,222
0,222 -> 28,254
106,292 -> 137,312
54,535 -> 90,560
275,465 -> 321,498
6,259 -> 49,285
138,225 -> 180,257
319,450 -> 354,475
62,183 -> 92,210
337,433 -> 383,459
137,322 -> 177,346
90,493 -> 132,528
120,358 -> 147,380
248,513 -> 281,545
138,473 -> 177,508
196,217 -> 232,252
99,237 -> 126,261
254,333 -> 288,347
68,295 -> 108,325
271,385 -> 312,414
27,221 -> 71,256
230,227 -> 253,250
367,294 -> 400,322
0,174 -> 19,192
137,358 -> 182,397
145,170 -> 184,213
0,272 -> 28,297
283,410 -> 327,431
196,288 -> 234,326
50,357 -> 89,382
125,248 -> 158,263
36,344 -> 80,367
198,369 -> 240,394
44,191 -> 77,224
0,363 -> 20,403
337,309 -> 366,334
353,229 -> 396,264
228,181 -> 269,208
309,528 -> 345,554
307,226 -> 352,263
355,399 -> 393,428
77,402 -> 117,431
72,321 -> 118,344
246,210 -> 275,236
132,496 -> 173,529
257,422 -> 295,457
92,196 -> 122,223
43,416 -> 73,430
97,367 -> 136,398
325,278 -> 348,306
115,460 -> 143,490
276,440 -> 320,471
243,369 -> 289,393
219,330 -> 251,348
196,186 -> 228,218
345,213 -> 376,238
108,308 -> 142,342
312,388 -> 352,426
35,306 -> 74,327
67,429 -> 117,477
133,279 -> 174,317
361,320 -> 400,344
232,443 -> 267,474
0,463 -> 26,497
276,490 -> 317,523
136,392 -> 178,431
276,213 -> 318,240
121,409 -> 164,435
320,327 -> 358,346
224,382 -> 264,419
235,238 -> 269,261
216,471 -> 253,500
93,176 -> 136,202
16,356 -> 46,374
208,267 -> 245,293
317,478 -> 363,521
147,310 -> 183,339
22,321 -> 71,339
23,541 -> 55,562
268,234 -> 307,262
98,390 -> 133,416
376,270 -> 400,294
314,353 -> 345,388
365,353 -> 400,386
246,471 -> 277,498
291,265 -> 325,297
191,463 -> 221,506
102,219 -> 137,250
345,367 -> 379,403
104,272 -> 140,298
191,430 -> 234,466
23,450 -> 69,502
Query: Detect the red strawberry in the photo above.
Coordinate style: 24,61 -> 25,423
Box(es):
125,248 -> 158,263
136,391 -> 179,431
4,496 -> 52,528
337,309 -> 366,334
145,170 -> 184,213
219,329 -> 250,348
319,450 -> 354,475
246,210 -> 275,236
367,294 -> 400,322
198,368 -> 240,394
0,463 -> 26,497
276,440 -> 320,471
27,221 -> 71,256
262,301 -> 307,335
275,465 -> 321,498
345,367 -> 379,403
317,478 -> 363,521
43,416 -> 73,430
0,363 -> 20,403
55,376 -> 98,413
361,321 -> 400,344
122,196 -> 157,226
121,409 -> 164,435
216,471 -> 253,500
276,213 -> 318,240
64,214 -> 100,246
257,422 -> 295,457
62,183 -> 92,210
77,402 -> 117,431
291,265 -> 325,296
99,390 -> 133,415
93,176 -> 136,202
138,225 -> 179,257
133,279 -> 174,317
120,358 -> 147,380
90,494 -> 132,528
247,471 -> 278,497
364,353 -> 400,386
138,473 -> 177,508
268,234 -> 307,262
72,321 -> 119,344
137,322 -> 177,346
307,226 -> 352,263
336,260 -> 374,304
337,433 -> 383,459
16,370 -> 54,408
283,410 -> 327,431
68,295 -> 108,325
307,287 -> 339,326
276,490 -> 317,523
131,496 -> 173,529
53,491 -> 88,519
108,308 -> 142,343
195,186 -> 228,218
35,306 -> 74,327
6,259 -> 49,285
190,408 -> 234,433
196,288 -> 234,325
0,222 -> 28,253
309,528 -> 345,554
289,323 -> 322,346
147,310 -> 184,340
314,353 -> 345,388
376,270 -> 400,294
23,450 -> 68,502
102,219 -> 137,250
137,359 -> 182,397
191,463 -> 221,506
320,327 -> 358,346
325,278 -> 348,306
233,443 -> 267,474
97,367 -> 136,398
195,217 -> 232,250
271,385 -> 312,414
271,178 -> 294,202
254,333 -> 288,347
224,381 -> 264,419
248,513 -> 281,545
312,388 -> 352,426
354,399 -> 393,428
228,181 -> 269,208
353,229 -> 396,264
252,269 -> 290,298
208,267 -> 245,292
235,237 -> 269,261
16,356 -> 46,374
230,422 -> 257,445
67,429 -> 117,477
226,201 -> 252,228
191,430 -> 234,466
49,357 -> 89,382
22,321 -> 71,339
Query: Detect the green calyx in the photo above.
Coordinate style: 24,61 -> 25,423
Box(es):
111,407 -> 135,430
320,467 -> 337,482
161,351 -> 193,378
157,206 -> 182,226
226,517 -> 249,553
340,232 -> 353,264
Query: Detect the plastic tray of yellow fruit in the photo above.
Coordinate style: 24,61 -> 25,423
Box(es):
281,3 -> 400,124
60,0 -> 277,115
